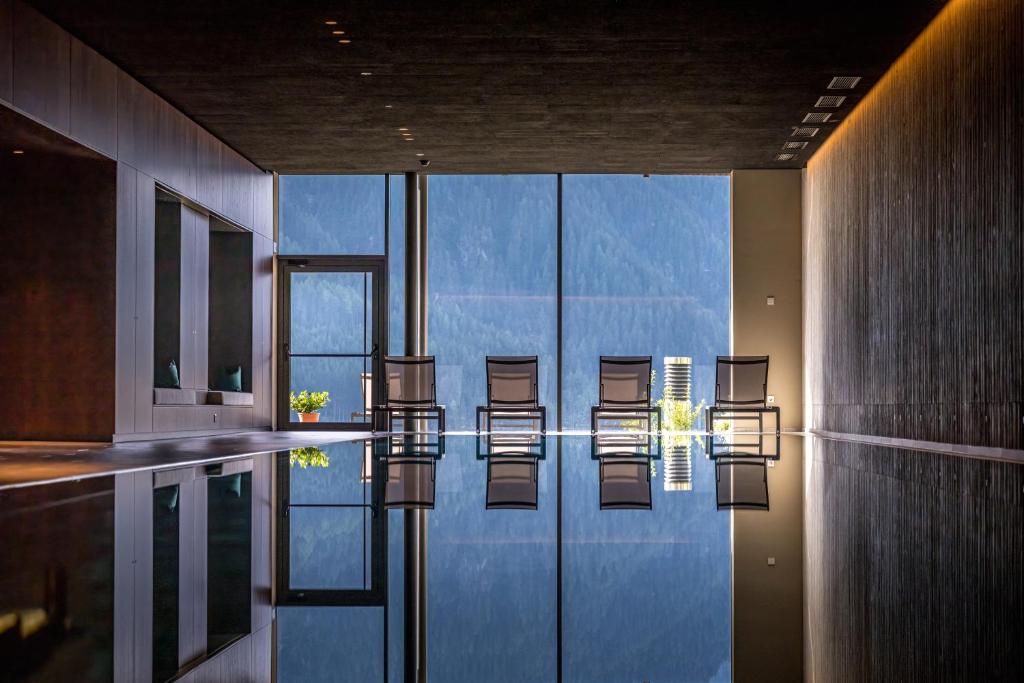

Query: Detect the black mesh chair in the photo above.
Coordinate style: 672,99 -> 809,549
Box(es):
372,356 -> 445,434
590,356 -> 662,438
476,356 -> 546,434
486,458 -> 539,510
715,458 -> 769,510
599,457 -> 652,510
706,356 -> 780,460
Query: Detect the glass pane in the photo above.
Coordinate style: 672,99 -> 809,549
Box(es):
427,175 -> 558,429
152,485 -> 180,682
423,436 -> 557,680
288,442 -> 372,504
279,175 -> 385,255
290,272 -> 372,354
563,174 -> 731,428
289,507 -> 370,590
277,607 -> 384,682
562,174 -> 732,680
207,472 -> 252,654
562,437 -> 731,682
289,357 -> 373,424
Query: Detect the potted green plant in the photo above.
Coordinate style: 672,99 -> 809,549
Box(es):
290,390 -> 330,423
289,446 -> 330,468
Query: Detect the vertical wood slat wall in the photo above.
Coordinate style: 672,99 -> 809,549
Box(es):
0,0 -> 274,437
803,1 -> 1024,679
804,0 -> 1024,451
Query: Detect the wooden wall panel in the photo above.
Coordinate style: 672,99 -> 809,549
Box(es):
179,205 -> 197,389
0,141 -> 117,440
251,625 -> 272,683
196,129 -> 223,214
193,210 -> 210,390
223,147 -> 254,228
804,1 -> 1024,679
251,453 -> 272,631
11,1 -> 68,131
804,0 -> 1024,450
116,71 -> 158,175
805,438 -> 1024,681
253,171 -> 273,239
115,163 -> 138,434
70,37 -> 117,157
134,171 -> 156,433
252,235 -> 274,427
113,473 -> 136,683
0,0 -> 12,102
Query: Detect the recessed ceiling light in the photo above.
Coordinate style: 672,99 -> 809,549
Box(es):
332,30 -> 345,35
792,126 -> 819,137
828,76 -> 861,90
324,20 -> 338,25
783,141 -> 808,150
385,104 -> 393,109
803,112 -> 832,123
815,95 -> 846,108
416,153 -> 425,157
360,72 -> 372,76
775,153 -> 796,161
12,149 -> 25,154
338,39 -> 351,44
405,138 -> 415,141
398,127 -> 409,131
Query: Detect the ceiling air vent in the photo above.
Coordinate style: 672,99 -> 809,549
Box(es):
792,126 -> 819,137
803,112 -> 832,123
816,95 -> 847,108
783,141 -> 808,150
775,153 -> 796,161
827,76 -> 861,90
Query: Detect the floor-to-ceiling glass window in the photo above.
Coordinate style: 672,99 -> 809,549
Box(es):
277,176 -> 400,681
427,175 -> 558,428
421,175 -> 559,679
561,174 -> 732,681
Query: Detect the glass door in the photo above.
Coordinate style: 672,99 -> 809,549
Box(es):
278,257 -> 386,429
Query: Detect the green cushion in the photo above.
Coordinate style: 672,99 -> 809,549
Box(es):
155,359 -> 180,389
219,365 -> 243,392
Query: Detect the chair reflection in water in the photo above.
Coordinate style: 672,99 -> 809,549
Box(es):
590,356 -> 662,435
372,356 -> 445,434
375,432 -> 445,510
477,429 -> 546,510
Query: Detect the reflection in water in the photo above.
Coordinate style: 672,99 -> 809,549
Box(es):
276,435 -> 737,682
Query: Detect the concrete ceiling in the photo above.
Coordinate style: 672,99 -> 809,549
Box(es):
31,0 -> 945,174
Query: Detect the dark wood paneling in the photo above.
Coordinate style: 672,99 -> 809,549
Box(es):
116,71 -> 158,175
805,437 -> 1024,681
113,473 -> 135,683
192,209 -> 210,390
251,453 -> 272,631
223,147 -> 254,228
178,474 -> 204,667
70,37 -> 117,157
178,204 -> 196,389
11,0 -> 68,131
153,405 -> 198,432
0,138 -> 117,440
251,625 -> 272,683
196,128 -> 223,214
132,470 -> 154,682
0,0 -> 12,102
134,171 -> 156,433
805,0 -> 1024,450
253,172 -> 273,239
252,235 -> 273,427
115,162 -> 138,435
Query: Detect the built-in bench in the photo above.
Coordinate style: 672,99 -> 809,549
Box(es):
153,388 -> 199,405
205,391 -> 255,407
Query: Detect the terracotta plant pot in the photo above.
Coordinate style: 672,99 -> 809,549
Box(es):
298,412 -> 321,423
